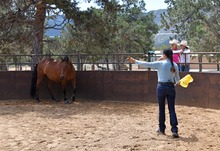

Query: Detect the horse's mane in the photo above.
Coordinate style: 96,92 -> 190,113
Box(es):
41,56 -> 70,64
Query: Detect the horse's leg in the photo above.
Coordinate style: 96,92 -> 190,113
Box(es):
71,78 -> 76,102
35,75 -> 44,102
47,79 -> 56,101
61,81 -> 69,104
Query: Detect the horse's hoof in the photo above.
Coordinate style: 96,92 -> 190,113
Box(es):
64,100 -> 70,104
50,96 -> 56,101
71,96 -> 75,102
36,100 -> 41,103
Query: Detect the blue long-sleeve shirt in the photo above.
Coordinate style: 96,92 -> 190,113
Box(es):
135,59 -> 180,83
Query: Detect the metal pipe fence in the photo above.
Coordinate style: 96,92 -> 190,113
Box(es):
0,52 -> 219,72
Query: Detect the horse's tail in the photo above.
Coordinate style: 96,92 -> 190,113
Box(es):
30,64 -> 38,98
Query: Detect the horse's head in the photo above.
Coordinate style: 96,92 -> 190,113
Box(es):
60,56 -> 71,80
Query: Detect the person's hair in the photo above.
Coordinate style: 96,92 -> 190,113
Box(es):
163,48 -> 176,73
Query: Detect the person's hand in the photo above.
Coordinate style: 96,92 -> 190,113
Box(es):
157,56 -> 165,61
174,81 -> 180,86
127,56 -> 136,63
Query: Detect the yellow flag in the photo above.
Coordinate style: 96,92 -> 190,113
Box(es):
179,74 -> 193,88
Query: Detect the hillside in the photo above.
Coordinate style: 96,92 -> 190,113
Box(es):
45,9 -> 175,48
150,9 -> 176,48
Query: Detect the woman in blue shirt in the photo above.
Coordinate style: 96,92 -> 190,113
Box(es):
128,48 -> 180,138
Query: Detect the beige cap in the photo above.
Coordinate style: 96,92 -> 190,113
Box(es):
179,40 -> 189,48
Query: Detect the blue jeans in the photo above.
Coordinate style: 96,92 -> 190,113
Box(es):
177,64 -> 180,71
180,65 -> 190,72
157,83 -> 178,133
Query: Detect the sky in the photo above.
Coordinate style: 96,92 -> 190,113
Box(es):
78,0 -> 168,11
144,0 -> 167,11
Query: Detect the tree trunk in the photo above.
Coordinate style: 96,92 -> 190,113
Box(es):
32,1 -> 46,65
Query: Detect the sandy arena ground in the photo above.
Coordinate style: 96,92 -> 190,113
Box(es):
0,100 -> 219,151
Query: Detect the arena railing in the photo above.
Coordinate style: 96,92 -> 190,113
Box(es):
0,52 -> 219,72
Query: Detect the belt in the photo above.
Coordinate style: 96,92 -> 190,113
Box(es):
158,82 -> 174,85
181,64 -> 190,67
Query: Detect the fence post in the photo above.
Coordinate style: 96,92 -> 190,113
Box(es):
198,55 -> 203,72
147,51 -> 154,71
105,54 -> 110,71
77,52 -> 81,71
129,63 -> 132,71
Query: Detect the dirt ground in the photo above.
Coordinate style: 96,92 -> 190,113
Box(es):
0,100 -> 219,151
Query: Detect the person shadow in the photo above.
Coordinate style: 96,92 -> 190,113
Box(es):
167,134 -> 198,142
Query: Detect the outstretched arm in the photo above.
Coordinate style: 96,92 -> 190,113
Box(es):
127,56 -> 161,69
157,56 -> 165,61
127,56 -> 136,63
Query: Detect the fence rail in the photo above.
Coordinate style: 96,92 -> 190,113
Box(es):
0,52 -> 219,72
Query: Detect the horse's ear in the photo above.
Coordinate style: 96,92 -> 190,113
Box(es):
63,56 -> 69,62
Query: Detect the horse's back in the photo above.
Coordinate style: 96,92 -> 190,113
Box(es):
37,58 -> 76,82
37,58 -> 50,75
37,58 -> 61,81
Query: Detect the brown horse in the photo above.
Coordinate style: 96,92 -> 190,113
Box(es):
30,56 -> 76,104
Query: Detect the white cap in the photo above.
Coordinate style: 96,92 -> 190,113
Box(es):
169,39 -> 179,45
